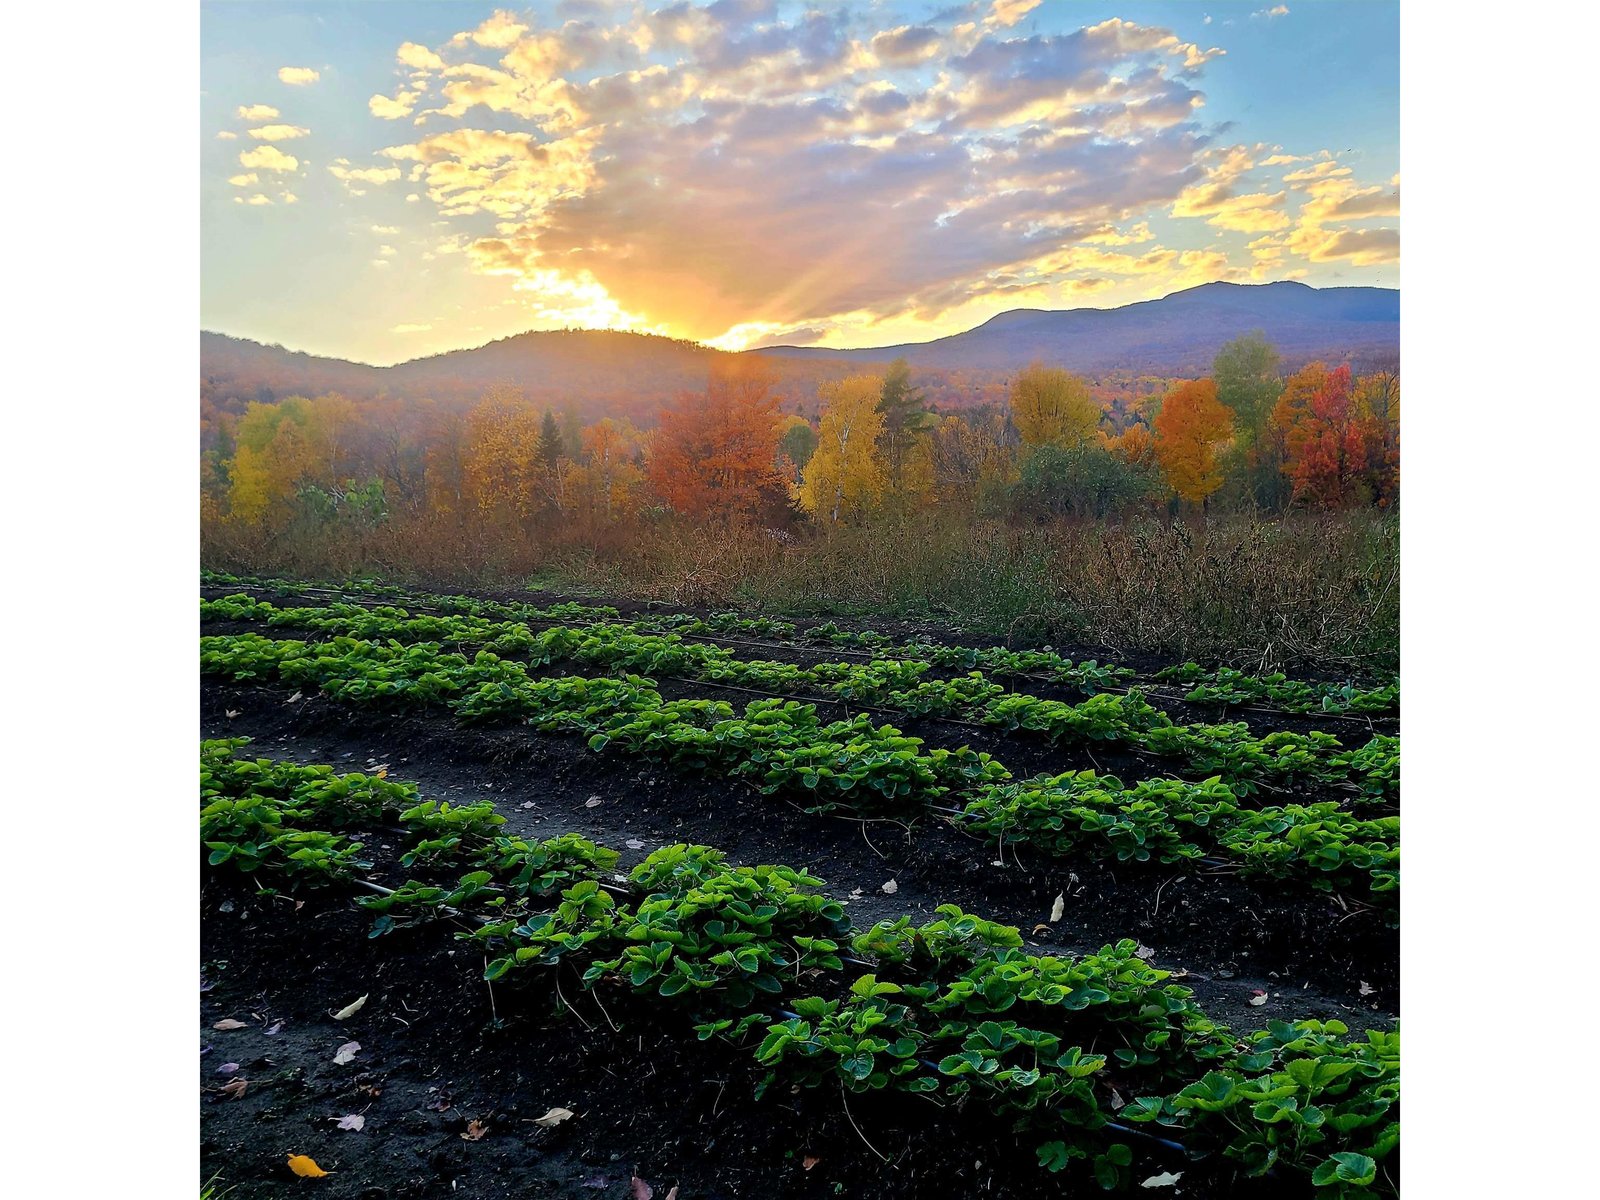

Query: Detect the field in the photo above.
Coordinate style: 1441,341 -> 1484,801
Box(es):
199,571 -> 1399,1199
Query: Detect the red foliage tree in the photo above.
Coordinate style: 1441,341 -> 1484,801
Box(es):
647,358 -> 788,520
1272,363 -> 1379,507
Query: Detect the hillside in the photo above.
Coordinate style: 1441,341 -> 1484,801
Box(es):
201,282 -> 1398,421
753,281 -> 1399,374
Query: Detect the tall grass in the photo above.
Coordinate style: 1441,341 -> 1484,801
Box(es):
203,510 -> 1398,674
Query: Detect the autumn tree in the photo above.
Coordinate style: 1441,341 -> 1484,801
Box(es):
228,397 -> 321,525
797,375 -> 886,524
1271,363 -> 1380,507
1352,369 -> 1400,506
647,357 -> 788,521
1154,379 -> 1234,506
568,418 -> 645,523
461,388 -> 543,526
930,411 -> 1011,507
1010,363 -> 1100,450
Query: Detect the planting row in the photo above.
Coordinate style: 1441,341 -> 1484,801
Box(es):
200,631 -> 1398,904
201,570 -> 1398,718
203,594 -> 1398,802
202,740 -> 1399,1197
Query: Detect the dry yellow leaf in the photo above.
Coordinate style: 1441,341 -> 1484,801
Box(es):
286,1153 -> 328,1178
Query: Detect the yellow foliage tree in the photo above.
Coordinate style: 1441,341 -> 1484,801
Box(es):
798,375 -> 886,524
568,418 -> 646,523
1010,363 -> 1099,449
462,388 -> 543,526
227,398 -> 320,525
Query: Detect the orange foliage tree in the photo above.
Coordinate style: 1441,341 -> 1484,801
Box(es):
647,358 -> 788,521
1153,380 -> 1234,505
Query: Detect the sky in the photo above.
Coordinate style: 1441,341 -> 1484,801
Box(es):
201,0 -> 1398,365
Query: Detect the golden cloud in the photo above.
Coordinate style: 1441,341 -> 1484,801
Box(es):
236,104 -> 279,121
369,91 -> 419,119
238,145 -> 299,172
278,66 -> 321,86
328,158 -> 403,187
247,124 -> 310,141
397,41 -> 444,71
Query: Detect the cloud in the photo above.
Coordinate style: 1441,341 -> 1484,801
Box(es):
247,124 -> 310,141
1083,221 -> 1155,246
391,322 -> 433,333
239,145 -> 299,172
377,244 -> 397,257
870,25 -> 942,65
356,5 -> 1387,342
456,10 -> 528,49
227,172 -> 259,187
370,224 -> 400,234
1253,5 -> 1291,18
235,193 -> 274,206
369,91 -> 419,119
328,159 -> 403,189
236,104 -> 279,121
1286,226 -> 1398,265
397,41 -> 444,70
986,0 -> 1044,29
278,66 -> 321,85
216,130 -> 238,140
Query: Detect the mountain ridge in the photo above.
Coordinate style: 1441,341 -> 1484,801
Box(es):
202,281 -> 1398,421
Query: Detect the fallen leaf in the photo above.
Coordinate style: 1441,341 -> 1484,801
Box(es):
331,994 -> 368,1021
1134,945 -> 1156,960
215,1062 -> 241,1075
848,888 -> 863,899
1141,1171 -> 1183,1188
333,1041 -> 361,1065
461,1119 -> 489,1141
332,1114 -> 365,1131
212,1018 -> 247,1031
881,879 -> 898,895
1248,992 -> 1269,1007
226,709 -> 241,719
1358,981 -> 1375,997
585,796 -> 603,808
625,839 -> 646,850
520,801 -> 536,809
531,1106 -> 574,1128
219,1078 -> 249,1100
265,1020 -> 285,1035
631,1176 -> 653,1200
287,691 -> 302,703
1031,923 -> 1050,935
1049,893 -> 1065,923
802,1156 -> 820,1171
581,1178 -> 609,1191
286,1153 -> 328,1178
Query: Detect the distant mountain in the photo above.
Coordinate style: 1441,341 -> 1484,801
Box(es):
752,281 -> 1398,374
201,281 -> 1398,421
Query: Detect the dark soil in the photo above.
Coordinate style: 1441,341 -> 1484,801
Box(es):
200,582 -> 1398,1199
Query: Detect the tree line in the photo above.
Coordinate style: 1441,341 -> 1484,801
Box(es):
201,332 -> 1399,542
